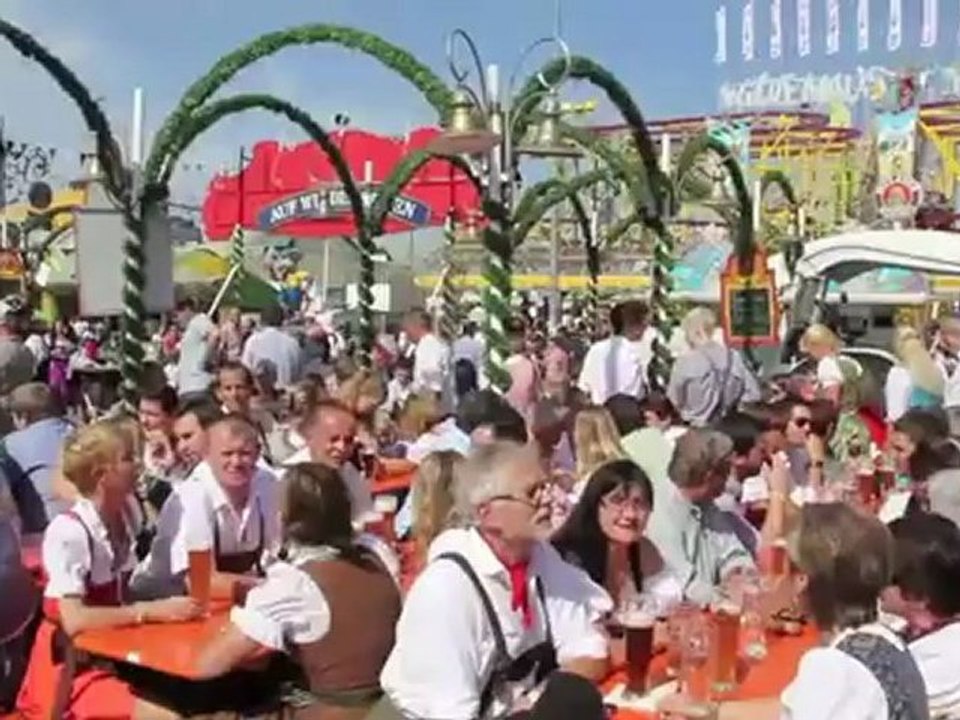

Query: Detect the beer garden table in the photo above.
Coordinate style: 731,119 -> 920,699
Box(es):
603,624 -> 820,719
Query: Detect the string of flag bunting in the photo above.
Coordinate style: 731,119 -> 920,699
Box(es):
716,0 -> 946,64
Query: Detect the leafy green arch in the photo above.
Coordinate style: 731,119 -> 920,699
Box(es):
366,148 -> 483,237
0,19 -> 126,198
153,93 -> 364,226
674,132 -> 753,265
513,170 -> 609,243
146,24 -> 454,185
513,56 -> 668,217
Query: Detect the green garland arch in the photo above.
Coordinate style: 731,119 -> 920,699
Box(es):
513,56 -> 668,217
674,132 -> 754,266
366,148 -> 483,237
152,93 -> 363,224
146,24 -> 454,186
0,19 -> 126,199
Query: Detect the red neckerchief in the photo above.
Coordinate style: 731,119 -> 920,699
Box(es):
505,559 -> 534,629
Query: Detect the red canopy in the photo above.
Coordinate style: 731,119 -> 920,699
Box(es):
202,127 -> 480,240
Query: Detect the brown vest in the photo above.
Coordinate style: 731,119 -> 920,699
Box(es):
293,553 -> 401,720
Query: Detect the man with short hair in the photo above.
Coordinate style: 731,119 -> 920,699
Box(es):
175,297 -> 219,396
138,384 -> 178,435
403,308 -> 450,398
285,399 -> 374,525
134,415 -> 280,597
646,429 -> 755,605
886,513 -> 960,718
668,307 -> 761,427
2,382 -> 72,531
172,400 -> 224,476
380,441 -> 611,719
577,300 -> 651,405
241,305 -> 302,389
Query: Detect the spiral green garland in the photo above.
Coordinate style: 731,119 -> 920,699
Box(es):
674,132 -> 754,267
437,212 -> 460,343
146,24 -> 454,186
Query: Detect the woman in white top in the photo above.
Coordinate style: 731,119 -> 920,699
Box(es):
661,503 -> 928,720
886,327 -> 945,424
885,513 -> 960,719
16,421 -> 201,720
552,459 -> 681,610
195,462 -> 401,720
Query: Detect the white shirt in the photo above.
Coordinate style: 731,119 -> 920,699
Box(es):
816,355 -> 846,388
405,418 -> 472,464
577,335 -> 648,405
453,334 -> 485,371
241,326 -> 303,389
380,528 -> 611,720
135,462 -> 281,591
780,622 -> 903,720
230,540 -> 401,652
910,622 -> 960,719
413,332 -> 451,395
177,313 -> 215,394
43,497 -> 139,599
936,354 -> 960,409
885,365 -> 913,423
283,448 -> 374,527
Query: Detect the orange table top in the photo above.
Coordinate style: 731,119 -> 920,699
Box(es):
605,625 -> 820,719
74,600 -> 233,680
372,458 -> 417,495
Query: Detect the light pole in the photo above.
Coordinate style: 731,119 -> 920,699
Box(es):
429,29 -> 577,389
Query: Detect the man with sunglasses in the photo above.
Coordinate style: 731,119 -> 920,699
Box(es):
379,441 -> 611,720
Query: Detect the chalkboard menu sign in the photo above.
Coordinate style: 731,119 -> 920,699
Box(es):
720,248 -> 780,347
729,287 -> 773,338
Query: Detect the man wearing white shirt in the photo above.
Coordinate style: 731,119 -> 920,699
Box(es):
578,301 -> 650,405
134,416 -> 281,597
284,399 -> 374,526
403,308 -> 450,397
380,442 -> 611,720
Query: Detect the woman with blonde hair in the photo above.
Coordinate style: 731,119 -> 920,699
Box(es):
572,407 -> 627,501
16,421 -> 201,719
409,452 -> 464,571
886,325 -> 945,423
800,323 -> 872,464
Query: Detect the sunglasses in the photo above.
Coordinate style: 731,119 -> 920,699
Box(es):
792,417 -> 811,428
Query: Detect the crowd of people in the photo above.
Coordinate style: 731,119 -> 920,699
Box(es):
0,293 -> 959,720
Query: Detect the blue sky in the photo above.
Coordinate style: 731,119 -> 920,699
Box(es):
2,0 -> 960,204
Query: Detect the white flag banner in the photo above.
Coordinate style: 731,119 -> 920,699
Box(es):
857,0 -> 870,52
742,0 -> 755,61
770,0 -> 783,59
826,0 -> 841,54
798,0 -> 811,56
921,0 -> 939,47
888,0 -> 902,51
716,6 -> 728,64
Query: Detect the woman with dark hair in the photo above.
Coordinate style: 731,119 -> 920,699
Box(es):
194,462 -> 401,720
552,459 -> 680,607
886,409 -> 960,519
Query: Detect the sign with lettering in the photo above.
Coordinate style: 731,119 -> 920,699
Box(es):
719,64 -> 960,113
202,127 -> 480,241
257,185 -> 431,232
720,247 -> 779,347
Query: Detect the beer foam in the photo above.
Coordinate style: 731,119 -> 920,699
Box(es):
374,495 -> 398,514
619,609 -> 656,628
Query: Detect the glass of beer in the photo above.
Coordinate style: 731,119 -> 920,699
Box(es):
373,495 -> 399,543
678,612 -> 710,703
857,470 -> 880,508
188,547 -> 212,611
618,597 -> 657,696
708,598 -> 741,694
665,602 -> 698,678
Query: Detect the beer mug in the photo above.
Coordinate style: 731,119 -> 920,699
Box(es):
616,595 -> 658,696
